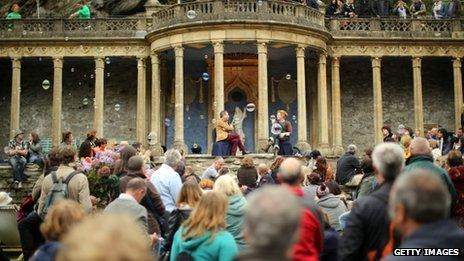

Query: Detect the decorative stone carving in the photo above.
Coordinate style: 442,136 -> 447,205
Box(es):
232,107 -> 247,146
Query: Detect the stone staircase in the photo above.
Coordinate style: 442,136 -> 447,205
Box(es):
0,164 -> 42,204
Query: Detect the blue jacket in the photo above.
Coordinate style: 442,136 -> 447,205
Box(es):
30,241 -> 60,261
226,194 -> 247,249
170,227 -> 238,261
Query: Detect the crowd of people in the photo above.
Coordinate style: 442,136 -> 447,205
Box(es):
1,120 -> 464,260
325,0 -> 461,18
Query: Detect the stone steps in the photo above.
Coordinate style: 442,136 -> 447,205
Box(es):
0,164 -> 42,204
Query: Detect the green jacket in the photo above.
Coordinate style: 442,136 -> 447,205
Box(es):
404,155 -> 458,209
6,11 -> 21,19
226,194 -> 247,249
170,227 -> 238,261
78,5 -> 91,19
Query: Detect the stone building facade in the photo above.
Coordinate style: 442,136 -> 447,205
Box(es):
0,0 -> 463,156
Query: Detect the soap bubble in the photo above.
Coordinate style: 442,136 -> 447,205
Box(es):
114,103 -> 121,111
90,74 -> 94,79
285,74 -> 291,80
202,72 -> 209,81
22,30 -> 27,36
271,122 -> 283,135
106,72 -> 110,77
292,115 -> 297,121
186,10 -> 197,19
164,118 -> 171,127
246,103 -> 256,112
65,37 -> 69,41
270,115 -> 276,121
82,98 -> 89,106
42,79 -> 50,90
257,0 -> 264,6
105,57 -> 111,65
204,54 -> 208,59
147,132 -> 157,146
71,67 -> 75,73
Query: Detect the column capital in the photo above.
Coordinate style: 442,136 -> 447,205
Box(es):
95,56 -> 105,68
212,41 -> 224,53
137,56 -> 147,68
11,56 -> 21,68
257,41 -> 268,54
151,53 -> 160,64
296,46 -> 305,58
371,56 -> 382,68
53,56 -> 64,68
412,56 -> 422,68
173,45 -> 184,57
318,53 -> 327,65
453,57 -> 462,68
332,56 -> 341,66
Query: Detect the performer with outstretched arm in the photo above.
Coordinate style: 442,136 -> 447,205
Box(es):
216,111 -> 249,156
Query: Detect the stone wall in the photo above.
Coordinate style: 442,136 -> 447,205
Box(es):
340,57 -> 455,151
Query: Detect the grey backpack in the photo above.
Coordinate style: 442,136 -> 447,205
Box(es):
39,171 -> 81,218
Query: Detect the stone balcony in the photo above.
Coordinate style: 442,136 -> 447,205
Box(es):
0,1 -> 462,41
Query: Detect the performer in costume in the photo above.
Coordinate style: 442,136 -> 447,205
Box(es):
216,111 -> 249,156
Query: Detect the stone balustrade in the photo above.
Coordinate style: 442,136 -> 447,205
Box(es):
152,0 -> 326,31
0,17 -> 149,39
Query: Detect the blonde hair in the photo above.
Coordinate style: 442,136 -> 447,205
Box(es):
400,135 -> 412,148
177,180 -> 203,207
277,110 -> 288,119
241,156 -> 255,168
213,175 -> 242,196
182,192 -> 228,241
56,214 -> 152,261
199,179 -> 214,190
40,200 -> 86,241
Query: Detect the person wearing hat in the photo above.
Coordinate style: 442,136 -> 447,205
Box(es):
7,130 -> 29,189
0,191 -> 13,206
316,183 -> 347,232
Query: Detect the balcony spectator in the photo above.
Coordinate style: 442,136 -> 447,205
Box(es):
5,3 -> 21,20
393,0 -> 410,18
375,0 -> 392,17
325,0 -> 345,17
69,0 -> 91,19
410,0 -> 426,17
355,0 -> 373,17
342,0 -> 357,18
446,0 -> 461,18
432,0 -> 446,19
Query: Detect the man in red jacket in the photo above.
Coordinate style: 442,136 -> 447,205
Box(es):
278,157 -> 324,261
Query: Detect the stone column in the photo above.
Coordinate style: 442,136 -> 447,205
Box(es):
331,56 -> 344,155
52,57 -> 63,146
150,53 -> 164,155
213,41 -> 224,118
94,57 -> 105,137
10,57 -> 21,139
296,46 -> 310,151
412,57 -> 424,137
453,57 -> 463,131
137,56 -> 147,146
372,56 -> 383,144
257,41 -> 269,152
173,45 -> 187,152
317,53 -> 331,155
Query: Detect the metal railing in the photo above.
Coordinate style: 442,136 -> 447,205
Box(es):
152,0 -> 326,31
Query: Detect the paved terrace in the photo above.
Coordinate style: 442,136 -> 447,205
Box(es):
0,0 -> 462,40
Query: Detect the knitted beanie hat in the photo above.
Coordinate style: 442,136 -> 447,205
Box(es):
316,183 -> 330,198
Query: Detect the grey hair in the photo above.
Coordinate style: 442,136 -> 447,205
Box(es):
372,143 -> 404,182
244,186 -> 301,252
347,144 -> 357,154
164,149 -> 182,168
389,169 -> 450,223
278,158 -> 303,185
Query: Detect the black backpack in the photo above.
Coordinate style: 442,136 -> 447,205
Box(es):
39,170 -> 81,219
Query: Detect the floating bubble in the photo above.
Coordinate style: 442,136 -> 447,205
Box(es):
78,82 -> 82,86
257,0 -> 264,6
204,54 -> 208,59
186,10 -> 197,19
200,114 -> 204,120
90,74 -> 94,79
105,57 -> 111,65
82,98 -> 89,106
285,74 -> 291,80
83,74 -> 87,78
106,72 -> 110,77
246,103 -> 256,112
42,79 -> 50,90
187,116 -> 191,120
270,115 -> 276,121
70,67 -> 75,73
114,103 -> 121,111
22,30 -> 26,36
271,122 -> 283,135
65,37 -> 69,41
164,118 -> 171,127
38,57 -> 42,62
292,115 -> 297,121
202,72 -> 209,81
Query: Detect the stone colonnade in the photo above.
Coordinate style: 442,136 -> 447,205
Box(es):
7,51 -> 464,155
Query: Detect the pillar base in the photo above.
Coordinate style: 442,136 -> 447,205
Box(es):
257,139 -> 270,153
173,141 -> 188,155
318,143 -> 332,157
295,141 -> 311,154
150,144 -> 165,157
332,145 -> 344,157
